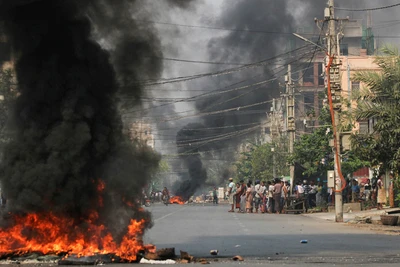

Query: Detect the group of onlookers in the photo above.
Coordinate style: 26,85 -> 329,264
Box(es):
293,180 -> 323,209
344,176 -> 386,209
227,178 -> 290,214
226,174 -> 390,214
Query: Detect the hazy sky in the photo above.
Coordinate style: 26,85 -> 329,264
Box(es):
132,0 -> 400,155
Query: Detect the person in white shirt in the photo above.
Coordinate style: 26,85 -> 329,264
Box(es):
227,178 -> 236,212
254,180 -> 264,213
267,181 -> 275,213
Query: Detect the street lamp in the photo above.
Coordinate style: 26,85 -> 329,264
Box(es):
271,147 -> 276,178
292,33 -> 326,51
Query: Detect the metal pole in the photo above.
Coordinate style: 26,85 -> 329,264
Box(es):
328,0 -> 343,223
272,148 -> 277,178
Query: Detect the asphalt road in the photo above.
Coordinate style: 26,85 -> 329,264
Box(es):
140,203 -> 400,266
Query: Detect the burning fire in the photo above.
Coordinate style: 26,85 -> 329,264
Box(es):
0,180 -> 150,262
170,196 -> 185,205
0,212 -> 146,261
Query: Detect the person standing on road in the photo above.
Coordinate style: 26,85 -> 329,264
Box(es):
254,180 -> 263,213
282,181 -> 289,213
249,180 -> 255,213
377,175 -> 385,210
316,182 -> 323,206
162,187 -> 170,205
240,180 -> 247,213
227,178 -> 235,212
267,181 -> 274,213
235,182 -> 241,211
260,181 -> 267,213
364,179 -> 371,201
235,180 -> 245,212
245,182 -> 253,213
351,180 -> 360,203
302,180 -> 311,211
213,187 -> 219,205
273,179 -> 282,214
309,180 -> 317,208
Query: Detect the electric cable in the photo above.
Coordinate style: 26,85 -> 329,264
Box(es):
123,49 -> 319,117
135,45 -> 311,86
137,19 -> 316,36
335,2 -> 400,11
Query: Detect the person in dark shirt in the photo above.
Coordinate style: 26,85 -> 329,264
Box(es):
213,187 -> 218,205
364,179 -> 372,201
273,179 -> 282,214
351,180 -> 360,202
302,180 -> 311,211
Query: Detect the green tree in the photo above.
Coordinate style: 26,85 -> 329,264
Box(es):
352,46 -> 400,173
290,114 -> 333,176
291,108 -> 368,177
235,137 -> 289,181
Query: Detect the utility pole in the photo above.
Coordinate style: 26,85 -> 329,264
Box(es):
286,64 -> 295,192
326,0 -> 343,223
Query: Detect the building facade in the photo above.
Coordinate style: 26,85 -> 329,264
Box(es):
129,121 -> 155,149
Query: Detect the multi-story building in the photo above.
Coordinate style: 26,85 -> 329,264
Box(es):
293,19 -> 375,135
129,121 -> 155,149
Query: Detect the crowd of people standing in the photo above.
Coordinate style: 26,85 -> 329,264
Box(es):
227,178 -> 290,214
226,174 -> 389,214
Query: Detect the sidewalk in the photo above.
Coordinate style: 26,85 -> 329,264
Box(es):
303,207 -> 400,235
303,207 -> 400,223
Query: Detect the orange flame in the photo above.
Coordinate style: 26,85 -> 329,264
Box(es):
0,212 -> 146,262
170,196 -> 185,205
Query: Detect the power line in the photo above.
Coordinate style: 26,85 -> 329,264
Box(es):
122,48 -> 317,115
137,19 -> 317,36
176,124 -> 262,145
158,99 -> 273,122
135,45 -> 312,86
154,122 -> 261,132
335,2 -> 400,11
149,56 -> 247,66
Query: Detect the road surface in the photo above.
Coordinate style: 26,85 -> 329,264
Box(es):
140,203 -> 400,265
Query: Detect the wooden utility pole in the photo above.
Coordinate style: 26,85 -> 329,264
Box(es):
286,64 -> 295,192
327,0 -> 343,223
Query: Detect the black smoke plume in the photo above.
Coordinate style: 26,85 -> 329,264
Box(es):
0,0 -> 192,240
174,0 -> 301,195
175,123 -> 208,200
172,0 -> 400,195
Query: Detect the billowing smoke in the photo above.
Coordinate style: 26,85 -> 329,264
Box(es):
171,0 -> 400,197
0,0 -> 191,240
173,0 -> 310,196
175,123 -> 208,200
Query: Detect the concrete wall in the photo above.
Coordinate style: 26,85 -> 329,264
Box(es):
339,55 -> 379,133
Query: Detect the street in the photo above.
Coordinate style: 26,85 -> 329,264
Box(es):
141,203 -> 400,266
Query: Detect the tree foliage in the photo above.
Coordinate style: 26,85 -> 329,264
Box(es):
235,137 -> 289,181
290,108 -> 333,176
291,108 -> 369,177
352,46 -> 400,172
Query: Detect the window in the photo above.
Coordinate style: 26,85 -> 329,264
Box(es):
302,63 -> 314,84
359,121 -> 368,134
318,63 -> 325,86
340,44 -> 348,56
352,81 -> 360,91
